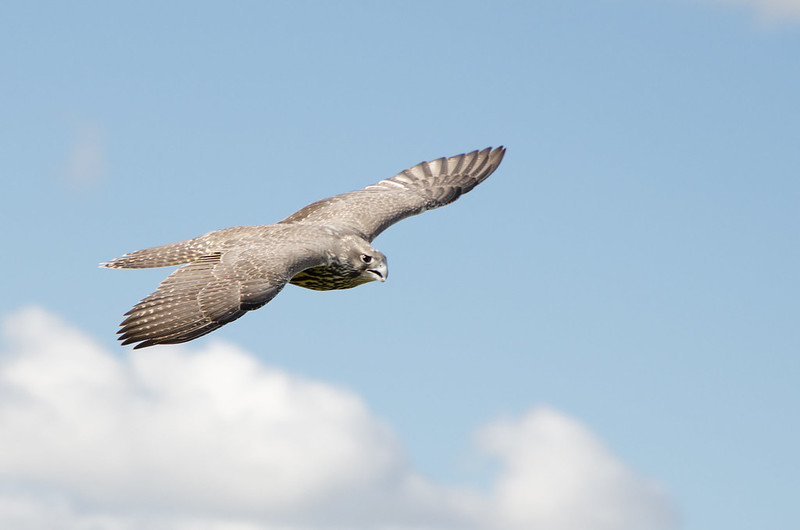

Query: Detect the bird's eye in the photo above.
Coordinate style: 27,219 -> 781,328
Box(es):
361,254 -> 373,264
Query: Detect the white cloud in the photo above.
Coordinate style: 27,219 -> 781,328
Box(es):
0,307 -> 677,530
705,0 -> 800,22
479,410 -> 676,530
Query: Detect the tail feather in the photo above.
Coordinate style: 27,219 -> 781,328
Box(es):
100,238 -> 210,269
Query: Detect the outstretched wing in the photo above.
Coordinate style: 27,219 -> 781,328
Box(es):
280,147 -> 505,241
117,252 -> 285,349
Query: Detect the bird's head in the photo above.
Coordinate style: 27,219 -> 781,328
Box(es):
347,239 -> 388,284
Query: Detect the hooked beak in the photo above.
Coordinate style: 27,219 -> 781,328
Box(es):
367,262 -> 388,282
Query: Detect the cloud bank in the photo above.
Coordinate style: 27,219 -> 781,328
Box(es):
0,307 -> 677,530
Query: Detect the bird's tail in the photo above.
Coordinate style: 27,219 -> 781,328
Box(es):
100,237 -> 210,269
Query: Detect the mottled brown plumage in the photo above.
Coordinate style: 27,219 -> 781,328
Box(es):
102,147 -> 505,348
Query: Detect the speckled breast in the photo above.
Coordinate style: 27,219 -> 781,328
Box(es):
289,265 -> 370,291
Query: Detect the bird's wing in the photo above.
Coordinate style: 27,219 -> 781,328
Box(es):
117,251 -> 286,348
280,147 -> 505,241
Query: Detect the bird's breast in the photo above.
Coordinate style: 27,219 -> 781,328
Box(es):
288,265 -> 368,291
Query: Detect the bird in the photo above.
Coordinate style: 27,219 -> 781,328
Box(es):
102,146 -> 506,348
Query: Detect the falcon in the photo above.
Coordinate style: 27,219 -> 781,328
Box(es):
102,147 -> 506,348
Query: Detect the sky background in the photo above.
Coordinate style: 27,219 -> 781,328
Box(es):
1,1 -> 798,529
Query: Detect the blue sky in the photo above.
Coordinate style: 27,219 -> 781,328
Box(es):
1,1 -> 798,529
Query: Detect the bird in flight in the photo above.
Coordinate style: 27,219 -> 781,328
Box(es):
102,147 -> 506,348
